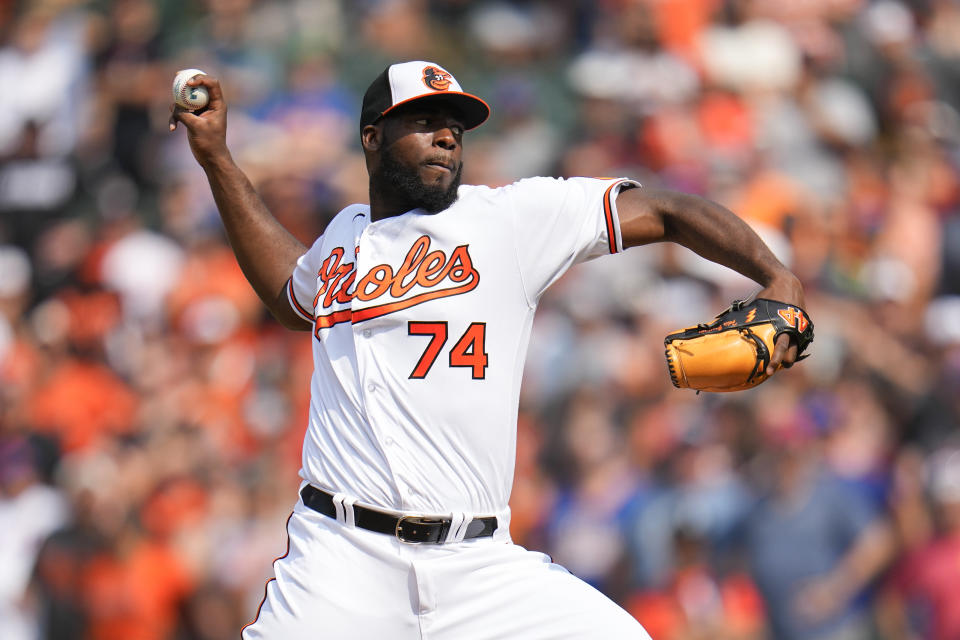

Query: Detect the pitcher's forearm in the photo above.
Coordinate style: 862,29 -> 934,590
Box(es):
170,74 -> 309,329
665,196 -> 786,284
203,153 -> 309,327
661,193 -> 803,306
620,188 -> 801,296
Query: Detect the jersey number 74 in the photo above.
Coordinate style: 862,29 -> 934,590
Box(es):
408,322 -> 488,380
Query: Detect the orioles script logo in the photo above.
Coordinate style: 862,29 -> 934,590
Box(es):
312,235 -> 478,335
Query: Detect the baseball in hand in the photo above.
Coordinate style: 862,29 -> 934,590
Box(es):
172,68 -> 209,111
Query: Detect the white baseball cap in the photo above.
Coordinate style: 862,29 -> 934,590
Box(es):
360,61 -> 490,131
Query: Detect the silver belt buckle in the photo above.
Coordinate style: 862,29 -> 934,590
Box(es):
395,515 -> 446,544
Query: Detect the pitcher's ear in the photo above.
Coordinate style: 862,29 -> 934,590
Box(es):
361,124 -> 382,152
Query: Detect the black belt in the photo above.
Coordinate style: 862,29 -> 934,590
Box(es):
300,485 -> 498,544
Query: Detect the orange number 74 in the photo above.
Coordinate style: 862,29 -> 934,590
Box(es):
408,322 -> 488,379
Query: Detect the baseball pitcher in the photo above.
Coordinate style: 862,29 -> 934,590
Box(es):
170,61 -> 808,639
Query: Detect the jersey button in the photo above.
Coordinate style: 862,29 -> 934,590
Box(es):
363,329 -> 372,338
367,382 -> 377,392
384,436 -> 394,446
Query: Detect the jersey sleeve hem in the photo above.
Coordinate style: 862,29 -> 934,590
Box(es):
604,179 -> 640,255
286,277 -> 315,322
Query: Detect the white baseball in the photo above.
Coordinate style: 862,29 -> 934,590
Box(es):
172,68 -> 209,110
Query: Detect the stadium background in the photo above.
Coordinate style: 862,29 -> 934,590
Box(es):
1,0 -> 960,638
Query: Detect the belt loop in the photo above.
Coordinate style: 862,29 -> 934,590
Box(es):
445,511 -> 469,544
492,506 -> 510,542
332,492 -> 347,524
342,496 -> 357,528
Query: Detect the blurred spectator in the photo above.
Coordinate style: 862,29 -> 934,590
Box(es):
741,403 -> 895,640
698,1 -> 802,93
0,4 -> 91,249
545,390 -> 648,599
0,437 -> 68,640
99,214 -> 185,324
91,0 -> 168,188
78,521 -> 193,640
630,438 -> 752,585
26,345 -> 138,453
0,5 -> 90,158
881,448 -> 960,640
626,525 -> 766,640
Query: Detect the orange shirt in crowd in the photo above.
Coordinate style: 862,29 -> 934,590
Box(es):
28,359 -> 138,452
627,570 -> 765,639
81,538 -> 193,640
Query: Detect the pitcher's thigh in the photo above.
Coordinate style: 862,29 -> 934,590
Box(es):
428,544 -> 651,640
242,509 -> 421,640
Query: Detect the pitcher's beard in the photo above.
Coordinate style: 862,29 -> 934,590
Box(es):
372,144 -> 462,214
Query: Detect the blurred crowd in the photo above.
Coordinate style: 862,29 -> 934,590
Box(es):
1,0 -> 959,638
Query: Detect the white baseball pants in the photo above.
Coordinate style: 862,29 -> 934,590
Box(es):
241,496 -> 651,639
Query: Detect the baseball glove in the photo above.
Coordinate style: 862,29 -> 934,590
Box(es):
664,298 -> 814,393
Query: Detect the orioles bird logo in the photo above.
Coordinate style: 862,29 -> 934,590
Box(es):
422,66 -> 452,91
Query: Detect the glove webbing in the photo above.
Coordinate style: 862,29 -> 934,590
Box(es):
740,327 -> 770,383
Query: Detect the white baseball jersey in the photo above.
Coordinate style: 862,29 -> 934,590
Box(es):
286,176 -> 637,518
